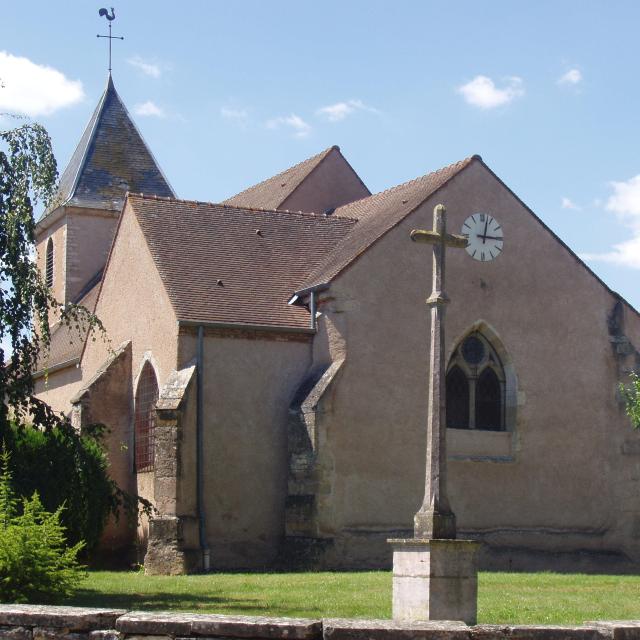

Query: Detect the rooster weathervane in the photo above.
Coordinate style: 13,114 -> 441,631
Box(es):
97,7 -> 124,74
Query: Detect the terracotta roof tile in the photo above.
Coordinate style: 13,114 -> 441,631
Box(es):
298,156 -> 477,291
128,195 -> 357,329
223,146 -> 338,211
35,282 -> 100,373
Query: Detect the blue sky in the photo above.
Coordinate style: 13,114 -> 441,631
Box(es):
2,1 -> 640,307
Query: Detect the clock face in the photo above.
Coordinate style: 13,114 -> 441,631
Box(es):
461,213 -> 503,262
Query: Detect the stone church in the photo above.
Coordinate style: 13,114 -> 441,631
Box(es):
34,75 -> 640,574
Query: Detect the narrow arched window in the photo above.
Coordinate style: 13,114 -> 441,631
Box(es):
134,362 -> 159,472
446,331 -> 506,431
45,238 -> 54,288
446,365 -> 470,429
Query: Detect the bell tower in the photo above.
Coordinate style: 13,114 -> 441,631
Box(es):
35,74 -> 174,307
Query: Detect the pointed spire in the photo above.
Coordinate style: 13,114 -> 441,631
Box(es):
39,75 -> 174,222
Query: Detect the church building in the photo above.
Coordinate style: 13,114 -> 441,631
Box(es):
34,75 -> 640,574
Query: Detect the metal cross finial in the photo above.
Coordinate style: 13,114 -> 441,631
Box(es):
97,7 -> 124,74
410,204 -> 468,539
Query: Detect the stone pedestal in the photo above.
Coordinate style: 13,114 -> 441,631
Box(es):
388,538 -> 480,625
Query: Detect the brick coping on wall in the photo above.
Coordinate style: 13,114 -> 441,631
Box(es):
1,605 -> 640,640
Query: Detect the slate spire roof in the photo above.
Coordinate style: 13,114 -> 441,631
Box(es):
39,74 -> 174,222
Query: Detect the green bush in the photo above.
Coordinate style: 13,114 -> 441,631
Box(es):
0,448 -> 86,603
1,421 -> 117,552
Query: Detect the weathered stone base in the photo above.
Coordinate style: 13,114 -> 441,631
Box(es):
143,516 -> 201,575
388,538 -> 480,625
3,605 -> 640,640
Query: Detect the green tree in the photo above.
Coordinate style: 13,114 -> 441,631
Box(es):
0,118 -> 151,556
0,447 -> 85,603
620,371 -> 640,430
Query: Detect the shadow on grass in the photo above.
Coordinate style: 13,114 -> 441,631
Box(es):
63,589 -> 329,617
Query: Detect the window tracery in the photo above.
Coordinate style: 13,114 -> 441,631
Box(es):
446,331 -> 505,431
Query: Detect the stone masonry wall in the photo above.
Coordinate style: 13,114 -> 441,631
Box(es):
1,605 -> 640,640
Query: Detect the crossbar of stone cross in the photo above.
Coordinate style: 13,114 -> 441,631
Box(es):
410,204 -> 468,539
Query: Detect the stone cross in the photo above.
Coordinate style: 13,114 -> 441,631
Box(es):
410,204 -> 468,539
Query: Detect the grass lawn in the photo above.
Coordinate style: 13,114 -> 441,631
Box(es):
61,571 -> 640,624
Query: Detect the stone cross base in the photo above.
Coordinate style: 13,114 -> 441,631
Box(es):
388,538 -> 480,625
144,516 -> 202,575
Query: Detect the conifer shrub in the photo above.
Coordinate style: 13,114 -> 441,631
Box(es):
0,447 -> 86,603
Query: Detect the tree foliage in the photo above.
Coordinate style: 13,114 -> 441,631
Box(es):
620,371 -> 640,430
0,447 -> 86,603
0,119 -> 152,560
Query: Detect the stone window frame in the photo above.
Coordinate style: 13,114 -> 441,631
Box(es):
134,359 -> 160,473
45,237 -> 54,288
446,321 -> 518,434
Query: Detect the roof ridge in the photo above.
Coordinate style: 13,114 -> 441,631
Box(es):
126,191 -> 359,222
338,155 -> 478,210
226,145 -> 338,204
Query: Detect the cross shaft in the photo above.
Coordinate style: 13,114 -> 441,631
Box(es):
411,204 -> 467,539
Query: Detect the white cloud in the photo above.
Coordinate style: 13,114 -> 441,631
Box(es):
266,113 -> 311,139
583,175 -> 640,268
558,69 -> 582,86
457,75 -> 524,109
134,100 -> 165,118
0,51 -> 84,116
316,99 -> 378,122
561,197 -> 581,211
127,56 -> 161,79
221,107 -> 249,125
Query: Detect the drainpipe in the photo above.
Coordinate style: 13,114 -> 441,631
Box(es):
196,325 -> 210,570
309,290 -> 317,331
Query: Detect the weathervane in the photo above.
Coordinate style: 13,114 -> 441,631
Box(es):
97,7 -> 124,74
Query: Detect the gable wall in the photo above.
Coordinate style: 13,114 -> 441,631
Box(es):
281,150 -> 369,214
311,160 -> 640,568
81,203 -> 180,514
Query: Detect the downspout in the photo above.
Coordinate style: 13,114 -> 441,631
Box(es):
196,325 -> 210,570
309,290 -> 317,331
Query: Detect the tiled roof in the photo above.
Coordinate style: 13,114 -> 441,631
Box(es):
298,156 -> 477,291
128,195 -> 358,329
34,282 -> 101,373
223,146 -> 338,210
39,75 -> 174,223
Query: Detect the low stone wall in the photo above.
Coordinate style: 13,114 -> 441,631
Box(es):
1,605 -> 640,640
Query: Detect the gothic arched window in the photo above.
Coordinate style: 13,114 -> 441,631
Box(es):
45,238 -> 54,288
134,362 -> 159,472
446,331 -> 505,431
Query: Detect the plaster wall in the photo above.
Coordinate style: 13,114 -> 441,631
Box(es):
311,160 -> 636,567
34,364 -> 84,415
281,149 -> 369,214
178,330 -> 312,568
65,208 -> 119,302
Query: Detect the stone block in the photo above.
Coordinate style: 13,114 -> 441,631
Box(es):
323,618 -> 470,640
586,621 -> 640,640
471,625 -> 608,640
88,632 -> 122,640
33,628 -> 88,640
0,626 -> 31,640
389,538 -> 480,625
0,607 -> 126,633
115,612 -> 322,639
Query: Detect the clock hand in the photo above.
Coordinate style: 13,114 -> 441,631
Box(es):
477,234 -> 503,241
482,217 -> 489,244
